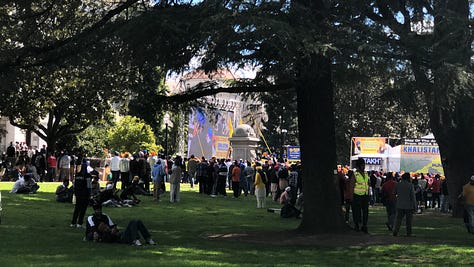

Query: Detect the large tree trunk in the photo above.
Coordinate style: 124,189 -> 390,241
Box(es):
429,0 -> 474,217
430,69 -> 474,216
296,54 -> 346,233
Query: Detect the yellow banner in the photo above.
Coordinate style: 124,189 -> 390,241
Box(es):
352,137 -> 387,155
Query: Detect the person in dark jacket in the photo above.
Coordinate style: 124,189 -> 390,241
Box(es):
56,179 -> 73,202
70,157 -> 91,228
393,173 -> 417,237
440,176 -> 449,213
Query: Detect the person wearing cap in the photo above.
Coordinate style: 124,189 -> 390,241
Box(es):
460,175 -> 474,234
85,203 -> 156,246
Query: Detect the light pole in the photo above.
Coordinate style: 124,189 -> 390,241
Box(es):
164,113 -> 171,157
281,128 -> 288,158
165,122 -> 168,158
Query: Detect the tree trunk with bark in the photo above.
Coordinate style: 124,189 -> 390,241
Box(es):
430,72 -> 474,216
296,54 -> 347,233
429,1 -> 474,217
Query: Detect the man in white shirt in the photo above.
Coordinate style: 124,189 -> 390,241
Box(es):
58,151 -> 71,182
110,151 -> 121,189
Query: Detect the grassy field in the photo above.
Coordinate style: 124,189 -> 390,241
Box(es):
0,182 -> 473,267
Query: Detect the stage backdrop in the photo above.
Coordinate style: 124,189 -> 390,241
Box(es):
400,138 -> 444,175
187,107 -> 234,159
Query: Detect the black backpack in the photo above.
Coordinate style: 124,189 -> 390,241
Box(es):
258,170 -> 267,184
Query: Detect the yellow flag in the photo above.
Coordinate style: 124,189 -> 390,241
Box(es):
239,118 -> 243,125
227,117 -> 234,137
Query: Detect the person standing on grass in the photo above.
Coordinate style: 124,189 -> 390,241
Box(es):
244,160 -> 255,196
381,172 -> 397,231
71,157 -> 91,229
431,174 -> 441,209
351,158 -> 370,233
254,162 -> 267,208
187,154 -> 199,188
58,151 -> 71,182
151,159 -> 165,202
216,159 -> 228,196
342,170 -> 355,224
267,163 -> 278,201
47,152 -> 57,182
392,173 -> 417,237
209,158 -> 218,196
196,157 -> 209,194
109,151 -> 121,189
440,176 -> 449,213
231,160 -> 241,198
460,175 -> 474,234
418,173 -> 428,208
169,156 -> 183,203
119,153 -> 131,190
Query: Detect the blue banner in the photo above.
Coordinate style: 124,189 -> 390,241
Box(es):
287,146 -> 300,161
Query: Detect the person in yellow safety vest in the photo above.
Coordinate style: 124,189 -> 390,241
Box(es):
351,158 -> 370,233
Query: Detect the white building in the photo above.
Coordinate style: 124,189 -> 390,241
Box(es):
0,117 -> 47,152
169,68 -> 266,159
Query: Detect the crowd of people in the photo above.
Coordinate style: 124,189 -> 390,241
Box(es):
338,158 -> 458,236
6,139 -> 474,242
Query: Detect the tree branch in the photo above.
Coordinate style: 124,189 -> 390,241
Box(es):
160,81 -> 294,104
4,0 -> 141,69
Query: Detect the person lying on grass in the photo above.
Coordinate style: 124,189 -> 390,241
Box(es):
85,203 -> 156,246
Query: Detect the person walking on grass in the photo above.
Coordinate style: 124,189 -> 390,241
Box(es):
381,172 -> 397,231
392,173 -> 417,237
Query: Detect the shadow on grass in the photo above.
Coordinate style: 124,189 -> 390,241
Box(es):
0,184 -> 473,266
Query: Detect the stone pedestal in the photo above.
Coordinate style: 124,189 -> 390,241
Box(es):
229,124 -> 260,161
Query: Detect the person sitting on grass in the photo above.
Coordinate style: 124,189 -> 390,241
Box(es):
119,177 -> 141,205
85,203 -> 156,246
97,184 -> 124,207
10,173 -> 39,194
56,179 -> 73,202
279,186 -> 301,218
90,176 -> 100,197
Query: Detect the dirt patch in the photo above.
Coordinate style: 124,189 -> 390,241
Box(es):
204,230 -> 431,247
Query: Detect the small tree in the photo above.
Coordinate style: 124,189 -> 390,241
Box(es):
76,123 -> 112,158
107,115 -> 160,154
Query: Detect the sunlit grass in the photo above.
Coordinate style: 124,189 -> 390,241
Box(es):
0,182 -> 473,266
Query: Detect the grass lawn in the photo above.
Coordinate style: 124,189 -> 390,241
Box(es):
0,182 -> 473,267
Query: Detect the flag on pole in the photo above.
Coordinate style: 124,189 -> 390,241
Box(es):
227,117 -> 234,137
